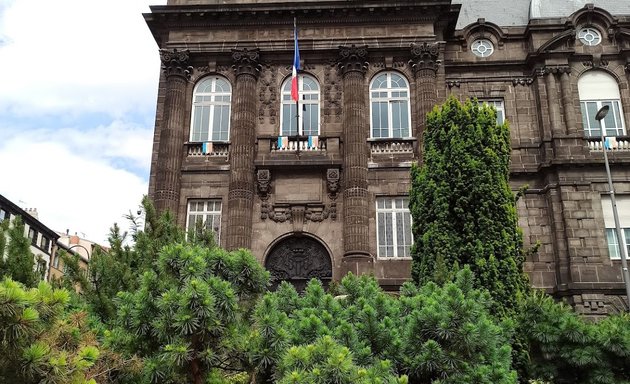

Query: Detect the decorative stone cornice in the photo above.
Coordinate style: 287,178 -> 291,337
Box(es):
512,77 -> 534,86
446,80 -> 460,88
337,45 -> 368,76
232,48 -> 261,78
544,65 -> 571,75
409,42 -> 441,75
160,49 -> 193,79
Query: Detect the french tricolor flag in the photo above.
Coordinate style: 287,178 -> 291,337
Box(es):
291,20 -> 300,102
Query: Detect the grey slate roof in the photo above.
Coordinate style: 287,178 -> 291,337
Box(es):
454,0 -> 630,30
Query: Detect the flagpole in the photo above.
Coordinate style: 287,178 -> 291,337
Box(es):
293,17 -> 301,153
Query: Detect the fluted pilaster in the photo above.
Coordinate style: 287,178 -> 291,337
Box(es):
559,68 -> 576,135
226,48 -> 260,250
337,45 -> 372,268
410,42 -> 440,160
544,67 -> 563,137
154,49 -> 191,215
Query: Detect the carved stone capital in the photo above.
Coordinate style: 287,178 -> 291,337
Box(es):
160,49 -> 192,80
232,48 -> 261,78
410,42 -> 441,75
337,45 -> 368,76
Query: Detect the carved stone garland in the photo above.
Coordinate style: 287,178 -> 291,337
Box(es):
256,168 -> 340,229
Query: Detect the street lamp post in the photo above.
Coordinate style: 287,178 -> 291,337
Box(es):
595,105 -> 630,310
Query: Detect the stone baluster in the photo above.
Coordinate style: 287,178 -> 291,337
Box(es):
226,49 -> 260,250
154,49 -> 192,215
337,45 -> 373,275
410,42 -> 440,161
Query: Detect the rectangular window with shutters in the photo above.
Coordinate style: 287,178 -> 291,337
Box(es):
186,199 -> 222,244
376,197 -> 413,259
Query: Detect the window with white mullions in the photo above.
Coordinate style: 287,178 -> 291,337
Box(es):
186,200 -> 222,243
580,100 -> 625,137
281,75 -> 320,136
190,77 -> 232,142
370,72 -> 411,139
376,197 -> 413,258
601,195 -> 630,260
478,99 -> 505,125
578,71 -> 626,138
606,228 -> 630,260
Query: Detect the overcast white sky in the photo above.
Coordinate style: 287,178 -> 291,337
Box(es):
0,0 -> 167,243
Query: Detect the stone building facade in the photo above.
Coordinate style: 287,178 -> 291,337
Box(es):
145,0 -> 630,314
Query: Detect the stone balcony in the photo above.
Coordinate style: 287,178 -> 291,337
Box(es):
586,136 -> 630,152
255,135 -> 342,169
368,137 -> 417,168
185,141 -> 230,158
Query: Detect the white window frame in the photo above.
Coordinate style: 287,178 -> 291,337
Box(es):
376,196 -> 413,259
280,74 -> 320,137
471,39 -> 494,57
370,72 -> 412,139
479,99 -> 505,125
578,71 -> 626,138
186,199 -> 222,243
601,195 -> 630,260
190,76 -> 232,142
580,100 -> 625,137
577,27 -> 602,46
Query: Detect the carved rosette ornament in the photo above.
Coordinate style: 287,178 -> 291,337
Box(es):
326,168 -> 340,198
159,49 -> 193,79
410,42 -> 441,76
232,48 -> 261,78
337,45 -> 369,75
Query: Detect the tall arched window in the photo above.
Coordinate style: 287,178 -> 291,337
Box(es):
370,72 -> 411,138
578,71 -> 626,137
280,75 -> 320,136
190,76 -> 232,142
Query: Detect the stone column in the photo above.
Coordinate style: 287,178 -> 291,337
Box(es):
154,49 -> 191,215
544,67 -> 563,138
410,42 -> 440,160
337,45 -> 373,275
225,49 -> 260,250
559,66 -> 577,135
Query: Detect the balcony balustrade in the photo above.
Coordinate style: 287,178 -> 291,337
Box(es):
586,136 -> 630,152
185,142 -> 230,157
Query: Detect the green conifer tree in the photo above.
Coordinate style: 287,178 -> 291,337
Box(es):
0,216 -> 40,287
409,96 -> 528,316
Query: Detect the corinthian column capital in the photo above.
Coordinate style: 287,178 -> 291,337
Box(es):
337,45 -> 369,76
410,42 -> 441,76
231,48 -> 261,78
160,49 -> 192,80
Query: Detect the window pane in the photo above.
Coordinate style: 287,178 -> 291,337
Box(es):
586,102 -> 600,137
607,229 -> 620,259
282,104 -> 298,136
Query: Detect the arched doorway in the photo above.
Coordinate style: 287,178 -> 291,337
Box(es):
264,235 -> 332,291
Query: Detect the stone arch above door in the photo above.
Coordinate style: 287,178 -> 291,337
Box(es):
264,234 -> 332,291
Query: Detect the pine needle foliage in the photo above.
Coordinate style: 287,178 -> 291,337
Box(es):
409,96 -> 529,317
0,278 -> 100,384
517,291 -> 630,383
109,243 -> 269,384
251,267 -> 516,384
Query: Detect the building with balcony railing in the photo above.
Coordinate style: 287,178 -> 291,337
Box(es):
145,0 -> 630,313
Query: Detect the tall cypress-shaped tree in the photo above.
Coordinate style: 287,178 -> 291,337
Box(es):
409,96 -> 528,316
